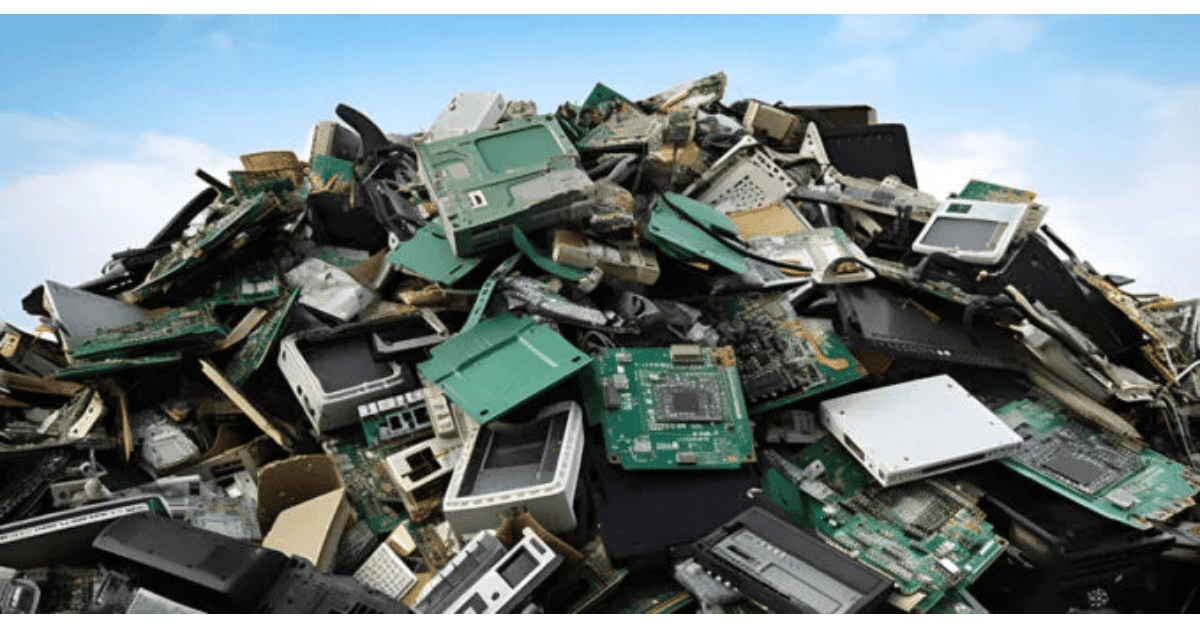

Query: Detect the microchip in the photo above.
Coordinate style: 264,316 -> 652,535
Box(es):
655,376 -> 723,423
1041,453 -> 1112,491
676,452 -> 698,465
672,391 -> 701,413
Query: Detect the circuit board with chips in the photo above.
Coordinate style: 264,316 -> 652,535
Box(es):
719,294 -> 865,414
223,287 -> 300,386
324,433 -> 415,535
996,393 -> 1200,530
583,346 -> 755,470
761,437 -> 1008,613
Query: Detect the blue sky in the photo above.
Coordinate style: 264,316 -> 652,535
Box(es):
2,15 -> 1199,327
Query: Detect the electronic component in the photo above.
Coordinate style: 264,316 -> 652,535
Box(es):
584,346 -> 754,470
442,401 -> 585,537
257,556 -> 413,613
325,433 -> 413,536
585,432 -> 756,569
820,375 -> 1022,487
425,91 -> 507,142
278,314 -> 433,433
0,451 -> 69,523
419,114 -> 594,257
671,558 -> 743,610
0,495 -> 168,569
819,122 -> 918,188
354,542 -> 417,600
551,230 -> 660,284
0,322 -> 65,377
70,301 -> 227,362
91,512 -> 287,612
644,193 -> 749,275
742,100 -> 803,143
385,221 -> 485,286
748,227 -> 875,284
912,198 -> 1034,265
125,588 -> 204,614
835,282 -> 1024,370
384,436 -> 464,523
309,119 -> 362,162
137,420 -> 201,476
223,286 -> 301,386
284,257 -> 379,323
720,294 -> 864,414
965,462 -> 1176,613
995,393 -> 1200,529
418,311 -> 593,425
358,387 -> 432,447
41,279 -> 151,354
690,136 -> 798,214
761,437 -> 1009,613
0,566 -> 40,614
764,409 -> 825,445
413,528 -> 561,614
692,506 -> 892,613
127,192 -> 280,303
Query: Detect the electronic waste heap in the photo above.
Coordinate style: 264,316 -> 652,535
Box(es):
4,71 -> 1200,614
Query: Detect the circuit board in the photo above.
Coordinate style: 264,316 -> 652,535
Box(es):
71,304 -> 227,361
56,353 -> 182,381
566,537 -> 630,613
996,393 -> 1200,530
223,287 -> 301,386
584,346 -> 755,470
360,389 -> 434,449
204,266 -> 283,307
761,437 -> 1009,613
591,572 -> 695,614
324,433 -> 418,536
719,294 -> 864,414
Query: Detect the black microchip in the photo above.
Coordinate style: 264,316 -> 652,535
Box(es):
655,376 -> 723,423
672,391 -> 701,414
1042,453 -> 1108,487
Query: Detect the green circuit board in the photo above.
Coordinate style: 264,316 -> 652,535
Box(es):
720,293 -> 865,414
324,432 -> 416,536
996,393 -> 1200,530
71,303 -> 227,361
762,437 -> 1008,614
584,346 -> 754,470
223,287 -> 301,386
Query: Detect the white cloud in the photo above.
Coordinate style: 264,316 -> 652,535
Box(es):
1027,70 -> 1200,298
0,120 -> 238,325
0,113 -> 127,147
910,16 -> 1043,64
912,130 -> 1034,199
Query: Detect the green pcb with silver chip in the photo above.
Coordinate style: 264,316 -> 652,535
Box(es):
584,345 -> 754,470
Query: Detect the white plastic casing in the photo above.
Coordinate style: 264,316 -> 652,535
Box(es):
911,199 -> 1032,265
277,330 -> 415,434
442,401 -> 585,538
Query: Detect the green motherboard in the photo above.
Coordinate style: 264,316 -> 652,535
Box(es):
584,346 -> 754,470
996,393 -> 1200,530
761,438 -> 1008,613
